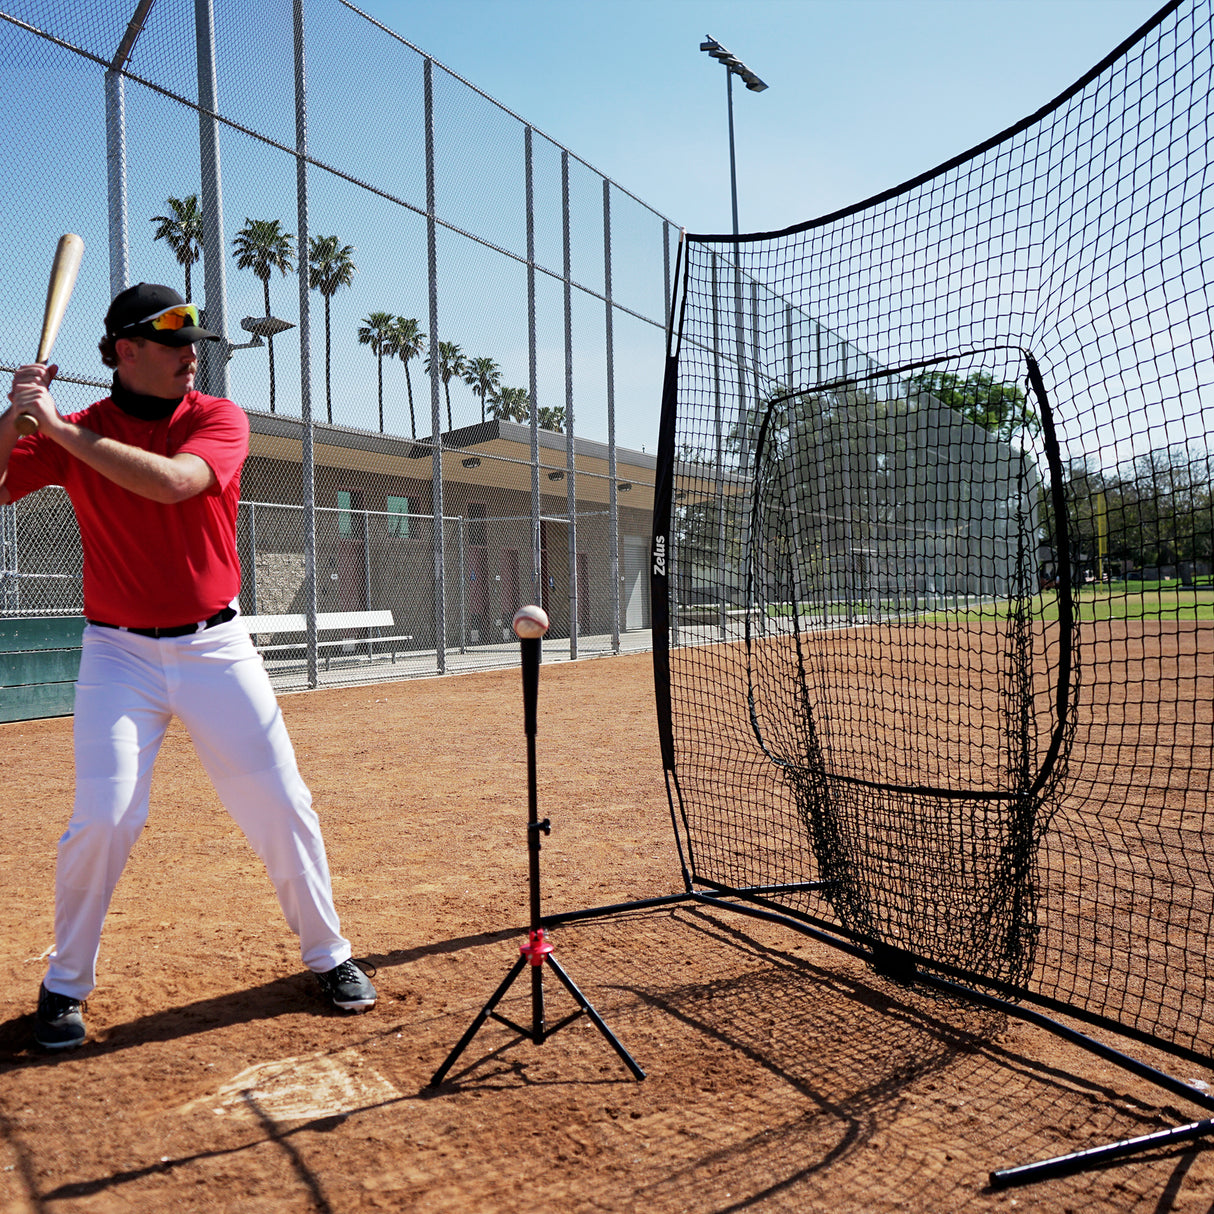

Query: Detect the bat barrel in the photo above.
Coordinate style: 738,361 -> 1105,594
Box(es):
35,233 -> 84,365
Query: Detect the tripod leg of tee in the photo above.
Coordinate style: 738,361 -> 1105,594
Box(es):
545,953 -> 646,1079
427,954 -> 529,1088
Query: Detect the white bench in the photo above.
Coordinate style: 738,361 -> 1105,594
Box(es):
241,610 -> 413,668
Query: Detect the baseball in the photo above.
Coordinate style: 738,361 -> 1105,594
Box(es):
512,604 -> 549,639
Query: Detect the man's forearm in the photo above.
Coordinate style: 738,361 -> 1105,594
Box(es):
5,363 -> 214,503
49,423 -> 212,503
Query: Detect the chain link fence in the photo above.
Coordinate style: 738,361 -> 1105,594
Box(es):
0,0 -> 673,690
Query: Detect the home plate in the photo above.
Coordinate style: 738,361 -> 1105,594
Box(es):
179,1048 -> 399,1123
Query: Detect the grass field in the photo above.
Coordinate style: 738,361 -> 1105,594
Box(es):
758,581 -> 1214,625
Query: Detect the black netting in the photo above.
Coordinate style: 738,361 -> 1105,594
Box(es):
653,0 -> 1214,1063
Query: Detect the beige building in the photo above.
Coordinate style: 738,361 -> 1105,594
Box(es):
240,413 -> 656,648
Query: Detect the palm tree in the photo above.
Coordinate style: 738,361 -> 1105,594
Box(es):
537,404 -> 566,433
489,385 -> 531,423
150,194 -> 204,302
463,356 -> 502,424
424,340 -> 466,431
308,235 -> 356,424
358,311 -> 396,432
392,317 -> 426,438
232,218 -> 296,412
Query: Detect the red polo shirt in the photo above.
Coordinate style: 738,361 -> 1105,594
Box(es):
5,391 -> 248,628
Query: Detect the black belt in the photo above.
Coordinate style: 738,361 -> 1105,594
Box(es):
87,605 -> 238,639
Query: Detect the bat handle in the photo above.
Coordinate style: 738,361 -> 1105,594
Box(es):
13,358 -> 53,436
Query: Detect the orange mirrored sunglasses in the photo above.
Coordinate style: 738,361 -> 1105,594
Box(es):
131,304 -> 200,332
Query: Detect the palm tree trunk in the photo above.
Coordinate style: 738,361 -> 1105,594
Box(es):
445,381 -> 452,431
324,296 -> 333,424
263,279 -> 275,413
184,261 -> 192,304
377,350 -> 384,432
405,364 -> 416,438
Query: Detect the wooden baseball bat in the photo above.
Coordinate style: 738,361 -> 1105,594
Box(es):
14,233 -> 85,437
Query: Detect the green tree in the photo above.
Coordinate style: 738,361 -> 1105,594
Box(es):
462,356 -> 502,424
489,385 -> 530,423
424,341 -> 466,430
150,194 -> 204,302
357,311 -> 396,432
307,235 -> 356,424
537,404 -> 566,432
232,218 -> 296,413
392,317 -> 426,438
906,369 -> 1039,440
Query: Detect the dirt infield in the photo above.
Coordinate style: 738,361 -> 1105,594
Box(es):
3,649 -> 1214,1212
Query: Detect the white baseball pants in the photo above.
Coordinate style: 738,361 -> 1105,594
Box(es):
45,616 -> 352,1000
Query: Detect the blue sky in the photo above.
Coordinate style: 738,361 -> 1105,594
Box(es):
355,0 -> 1165,236
0,0 -> 1173,454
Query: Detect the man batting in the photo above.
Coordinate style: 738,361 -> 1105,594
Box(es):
3,282 -> 376,1050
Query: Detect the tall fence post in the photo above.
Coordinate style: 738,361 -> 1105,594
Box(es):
194,0 -> 228,400
526,126 -> 542,611
247,503 -> 259,616
563,149 -> 578,658
711,252 -> 727,642
104,1 -> 155,301
104,69 -> 129,299
293,0 -> 318,688
1,504 -> 17,615
425,58 -> 446,674
604,179 -> 620,654
458,517 -> 467,653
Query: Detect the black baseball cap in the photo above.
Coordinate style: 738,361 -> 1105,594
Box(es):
105,283 -> 220,347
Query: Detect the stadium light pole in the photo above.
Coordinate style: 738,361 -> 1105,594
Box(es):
700,35 -> 767,234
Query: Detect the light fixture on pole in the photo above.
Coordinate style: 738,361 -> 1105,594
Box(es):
699,35 -> 767,235
225,314 -> 296,360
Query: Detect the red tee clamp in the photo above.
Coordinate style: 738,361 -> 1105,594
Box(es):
520,929 -> 553,967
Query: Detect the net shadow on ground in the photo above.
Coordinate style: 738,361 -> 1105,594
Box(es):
6,906 -> 1214,1213
426,905 -> 1214,1213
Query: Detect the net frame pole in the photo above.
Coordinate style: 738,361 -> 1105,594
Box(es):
990,1120 -> 1214,1189
663,222 -> 680,649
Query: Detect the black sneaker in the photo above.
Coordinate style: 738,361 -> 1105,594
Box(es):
316,960 -> 377,1012
35,983 -> 87,1050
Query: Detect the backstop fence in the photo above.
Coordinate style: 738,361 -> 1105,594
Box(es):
0,0 -> 671,689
